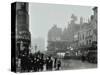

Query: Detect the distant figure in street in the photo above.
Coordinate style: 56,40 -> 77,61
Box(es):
39,54 -> 44,71
48,56 -> 53,70
33,57 -> 37,71
45,56 -> 53,71
54,58 -> 57,70
81,54 -> 86,62
57,59 -> 61,70
46,57 -> 49,70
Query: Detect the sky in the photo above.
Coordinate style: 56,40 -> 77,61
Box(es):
29,3 -> 93,50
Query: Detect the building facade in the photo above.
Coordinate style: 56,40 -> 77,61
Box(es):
48,24 -> 62,41
72,7 -> 97,54
16,2 -> 31,58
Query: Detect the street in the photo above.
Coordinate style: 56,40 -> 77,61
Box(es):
61,59 -> 97,70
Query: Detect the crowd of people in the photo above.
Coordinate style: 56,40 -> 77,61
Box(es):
19,51 -> 61,72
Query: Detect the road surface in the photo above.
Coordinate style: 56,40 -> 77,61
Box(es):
61,59 -> 97,70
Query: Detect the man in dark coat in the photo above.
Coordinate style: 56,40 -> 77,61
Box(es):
46,57 -> 49,70
57,59 -> 61,70
54,58 -> 57,69
48,56 -> 53,70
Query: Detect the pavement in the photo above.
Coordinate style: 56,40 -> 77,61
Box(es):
61,59 -> 97,70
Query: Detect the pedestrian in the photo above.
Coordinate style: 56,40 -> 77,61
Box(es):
81,55 -> 85,62
57,59 -> 61,70
46,57 -> 49,70
39,56 -> 44,71
33,57 -> 37,71
36,56 -> 40,71
48,56 -> 53,70
54,58 -> 57,70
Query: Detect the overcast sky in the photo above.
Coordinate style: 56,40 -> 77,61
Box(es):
29,3 -> 93,50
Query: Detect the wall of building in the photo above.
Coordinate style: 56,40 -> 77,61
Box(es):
16,2 -> 31,57
73,7 -> 97,50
